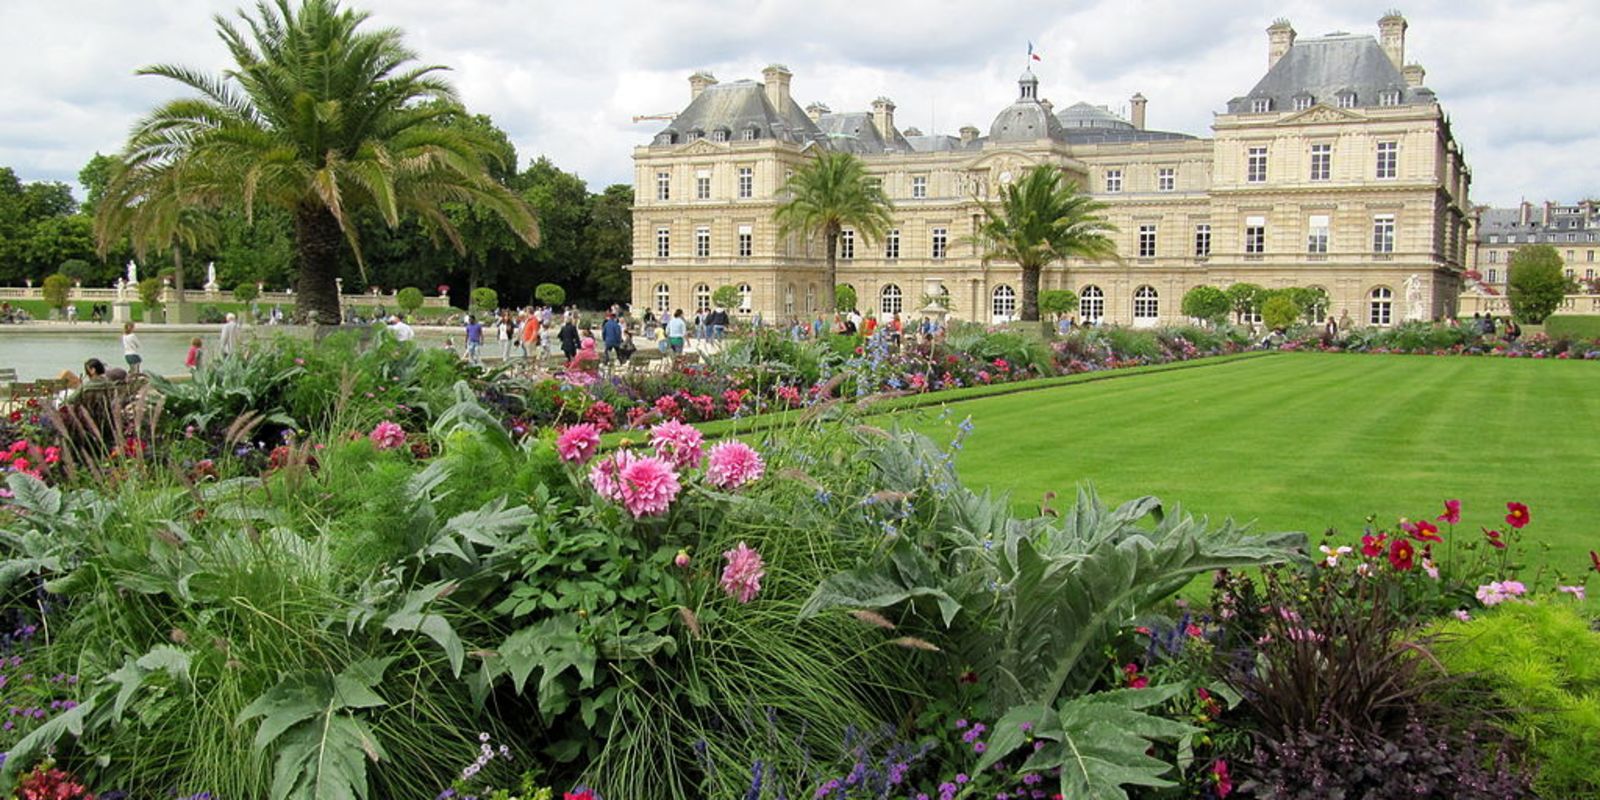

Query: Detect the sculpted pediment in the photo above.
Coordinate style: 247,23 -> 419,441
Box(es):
678,139 -> 725,155
1280,104 -> 1365,125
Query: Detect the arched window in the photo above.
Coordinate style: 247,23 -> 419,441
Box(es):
1079,285 -> 1104,322
654,283 -> 671,314
991,285 -> 1017,322
806,283 -> 817,314
880,283 -> 903,315
1133,285 -> 1159,323
693,283 -> 711,312
1369,286 -> 1393,326
737,282 -> 753,313
784,284 -> 796,316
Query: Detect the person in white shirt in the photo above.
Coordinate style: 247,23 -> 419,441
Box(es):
387,315 -> 415,342
121,322 -> 143,374
665,308 -> 688,355
219,313 -> 242,357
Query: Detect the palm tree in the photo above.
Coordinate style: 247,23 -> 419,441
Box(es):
969,166 -> 1117,322
94,158 -> 219,322
99,0 -> 538,324
773,151 -> 893,314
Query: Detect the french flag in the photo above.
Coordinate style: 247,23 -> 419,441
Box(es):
1028,41 -> 1042,61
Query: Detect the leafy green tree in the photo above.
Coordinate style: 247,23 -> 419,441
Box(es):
1181,285 -> 1230,324
58,259 -> 93,283
1286,286 -> 1330,324
773,151 -> 894,313
1507,245 -> 1570,323
22,215 -> 98,278
583,184 -> 634,306
968,166 -> 1117,321
516,157 -> 589,302
41,274 -> 72,313
535,283 -> 565,307
1226,283 -> 1265,324
713,285 -> 740,310
833,284 -> 857,313
233,282 -> 260,304
1039,289 -> 1079,319
106,0 -> 538,325
470,287 -> 498,312
1261,293 -> 1302,330
137,277 -> 164,314
396,286 -> 425,315
77,153 -> 119,218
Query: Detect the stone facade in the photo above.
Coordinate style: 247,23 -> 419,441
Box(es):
1468,201 -> 1600,291
627,13 -> 1472,329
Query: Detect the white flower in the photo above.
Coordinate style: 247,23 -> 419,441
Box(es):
1319,544 -> 1352,568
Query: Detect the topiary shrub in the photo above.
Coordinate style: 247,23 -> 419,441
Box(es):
233,282 -> 260,304
1507,244 -> 1570,323
470,287 -> 498,313
396,286 -> 424,315
41,274 -> 73,313
58,259 -> 93,284
137,277 -> 164,312
535,283 -> 566,307
1038,289 -> 1078,319
1180,285 -> 1230,325
1432,600 -> 1600,798
712,285 -> 739,311
1261,293 -> 1302,330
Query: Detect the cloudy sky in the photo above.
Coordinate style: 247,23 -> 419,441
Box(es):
1,0 -> 1595,206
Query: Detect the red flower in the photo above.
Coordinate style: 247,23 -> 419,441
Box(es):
958,670 -> 979,684
1123,663 -> 1149,689
1405,519 -> 1442,543
1388,538 -> 1415,571
1483,527 -> 1506,550
1212,759 -> 1234,798
1360,533 -> 1387,557
1590,550 -> 1600,573
1505,502 -> 1530,530
564,790 -> 598,800
1437,499 -> 1461,525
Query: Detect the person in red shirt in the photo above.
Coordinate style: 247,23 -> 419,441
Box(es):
863,314 -> 879,337
520,310 -> 540,360
184,337 -> 203,373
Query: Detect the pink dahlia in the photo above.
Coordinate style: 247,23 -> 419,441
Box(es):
720,541 -> 765,603
706,440 -> 765,490
650,420 -> 704,470
615,455 -> 681,518
556,423 -> 602,464
588,449 -> 638,501
369,421 -> 406,450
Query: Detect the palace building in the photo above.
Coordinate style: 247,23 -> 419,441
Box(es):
625,12 -> 1472,328
1470,201 -> 1600,290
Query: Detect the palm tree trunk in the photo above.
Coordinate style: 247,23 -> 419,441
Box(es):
294,205 -> 344,325
1021,264 -> 1041,322
170,244 -> 186,323
825,227 -> 839,313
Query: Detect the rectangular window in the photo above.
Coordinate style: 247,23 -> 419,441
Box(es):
1194,224 -> 1212,257
1307,214 -> 1329,254
1292,95 -> 1312,111
1379,90 -> 1401,107
840,230 -> 855,260
1246,147 -> 1268,183
1376,141 -> 1398,179
695,171 -> 711,200
912,175 -> 927,199
1251,98 -> 1271,113
1587,268 -> 1596,279
1489,234 -> 1499,243
656,171 -> 670,201
885,229 -> 900,260
1337,93 -> 1356,108
1245,216 -> 1266,254
1309,144 -> 1331,181
694,226 -> 710,258
1157,168 -> 1175,192
1589,250 -> 1596,262
1488,250 -> 1499,263
655,226 -> 670,258
738,225 -> 753,257
1372,214 -> 1395,254
1488,268 -> 1498,283
737,167 -> 753,198
1566,268 -> 1576,279
931,227 -> 948,259
1104,169 -> 1122,193
1138,224 -> 1157,258
1567,250 -> 1576,262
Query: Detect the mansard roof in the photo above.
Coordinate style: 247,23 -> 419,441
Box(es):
656,80 -> 821,145
1227,33 -> 1436,113
813,111 -> 914,154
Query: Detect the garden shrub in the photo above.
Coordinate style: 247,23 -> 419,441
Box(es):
1433,601 -> 1600,798
396,286 -> 425,314
535,283 -> 566,307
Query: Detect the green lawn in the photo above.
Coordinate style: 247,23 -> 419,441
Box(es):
909,353 -> 1600,573
1545,315 -> 1600,340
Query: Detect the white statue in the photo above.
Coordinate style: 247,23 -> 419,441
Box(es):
205,261 -> 218,290
115,278 -> 127,301
126,260 -> 138,285
1404,273 -> 1427,322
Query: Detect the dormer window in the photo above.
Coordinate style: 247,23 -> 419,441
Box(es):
1379,90 -> 1402,107
1337,92 -> 1357,108
654,133 -> 676,146
741,127 -> 758,141
688,129 -> 705,141
711,129 -> 730,142
1292,95 -> 1313,111
1251,98 -> 1272,113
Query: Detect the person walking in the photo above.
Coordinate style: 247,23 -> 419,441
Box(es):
601,311 -> 624,365
497,312 -> 516,360
666,308 -> 687,355
558,316 -> 581,362
463,314 -> 484,365
386,315 -> 415,342
184,337 -> 204,373
122,322 -> 143,374
219,312 -> 242,357
520,309 -> 540,360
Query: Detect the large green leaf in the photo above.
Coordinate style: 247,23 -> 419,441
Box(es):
238,659 -> 394,800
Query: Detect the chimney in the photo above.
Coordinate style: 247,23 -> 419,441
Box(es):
1402,63 -> 1425,88
1520,200 -> 1532,226
1543,201 -> 1554,227
1378,11 -> 1407,70
804,101 -> 831,123
688,71 -> 718,101
959,125 -> 979,145
871,96 -> 897,141
762,64 -> 793,111
1040,98 -> 1054,114
1130,92 -> 1148,130
1267,18 -> 1297,69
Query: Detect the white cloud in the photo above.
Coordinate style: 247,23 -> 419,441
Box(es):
1,0 -> 1595,204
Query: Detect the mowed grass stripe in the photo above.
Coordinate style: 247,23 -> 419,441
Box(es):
906,353 -> 1600,570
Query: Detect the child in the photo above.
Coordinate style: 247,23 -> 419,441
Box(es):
122,322 -> 143,374
184,337 -> 203,373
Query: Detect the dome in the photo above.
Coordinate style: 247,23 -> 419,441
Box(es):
988,69 -> 1066,143
1055,101 -> 1135,131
